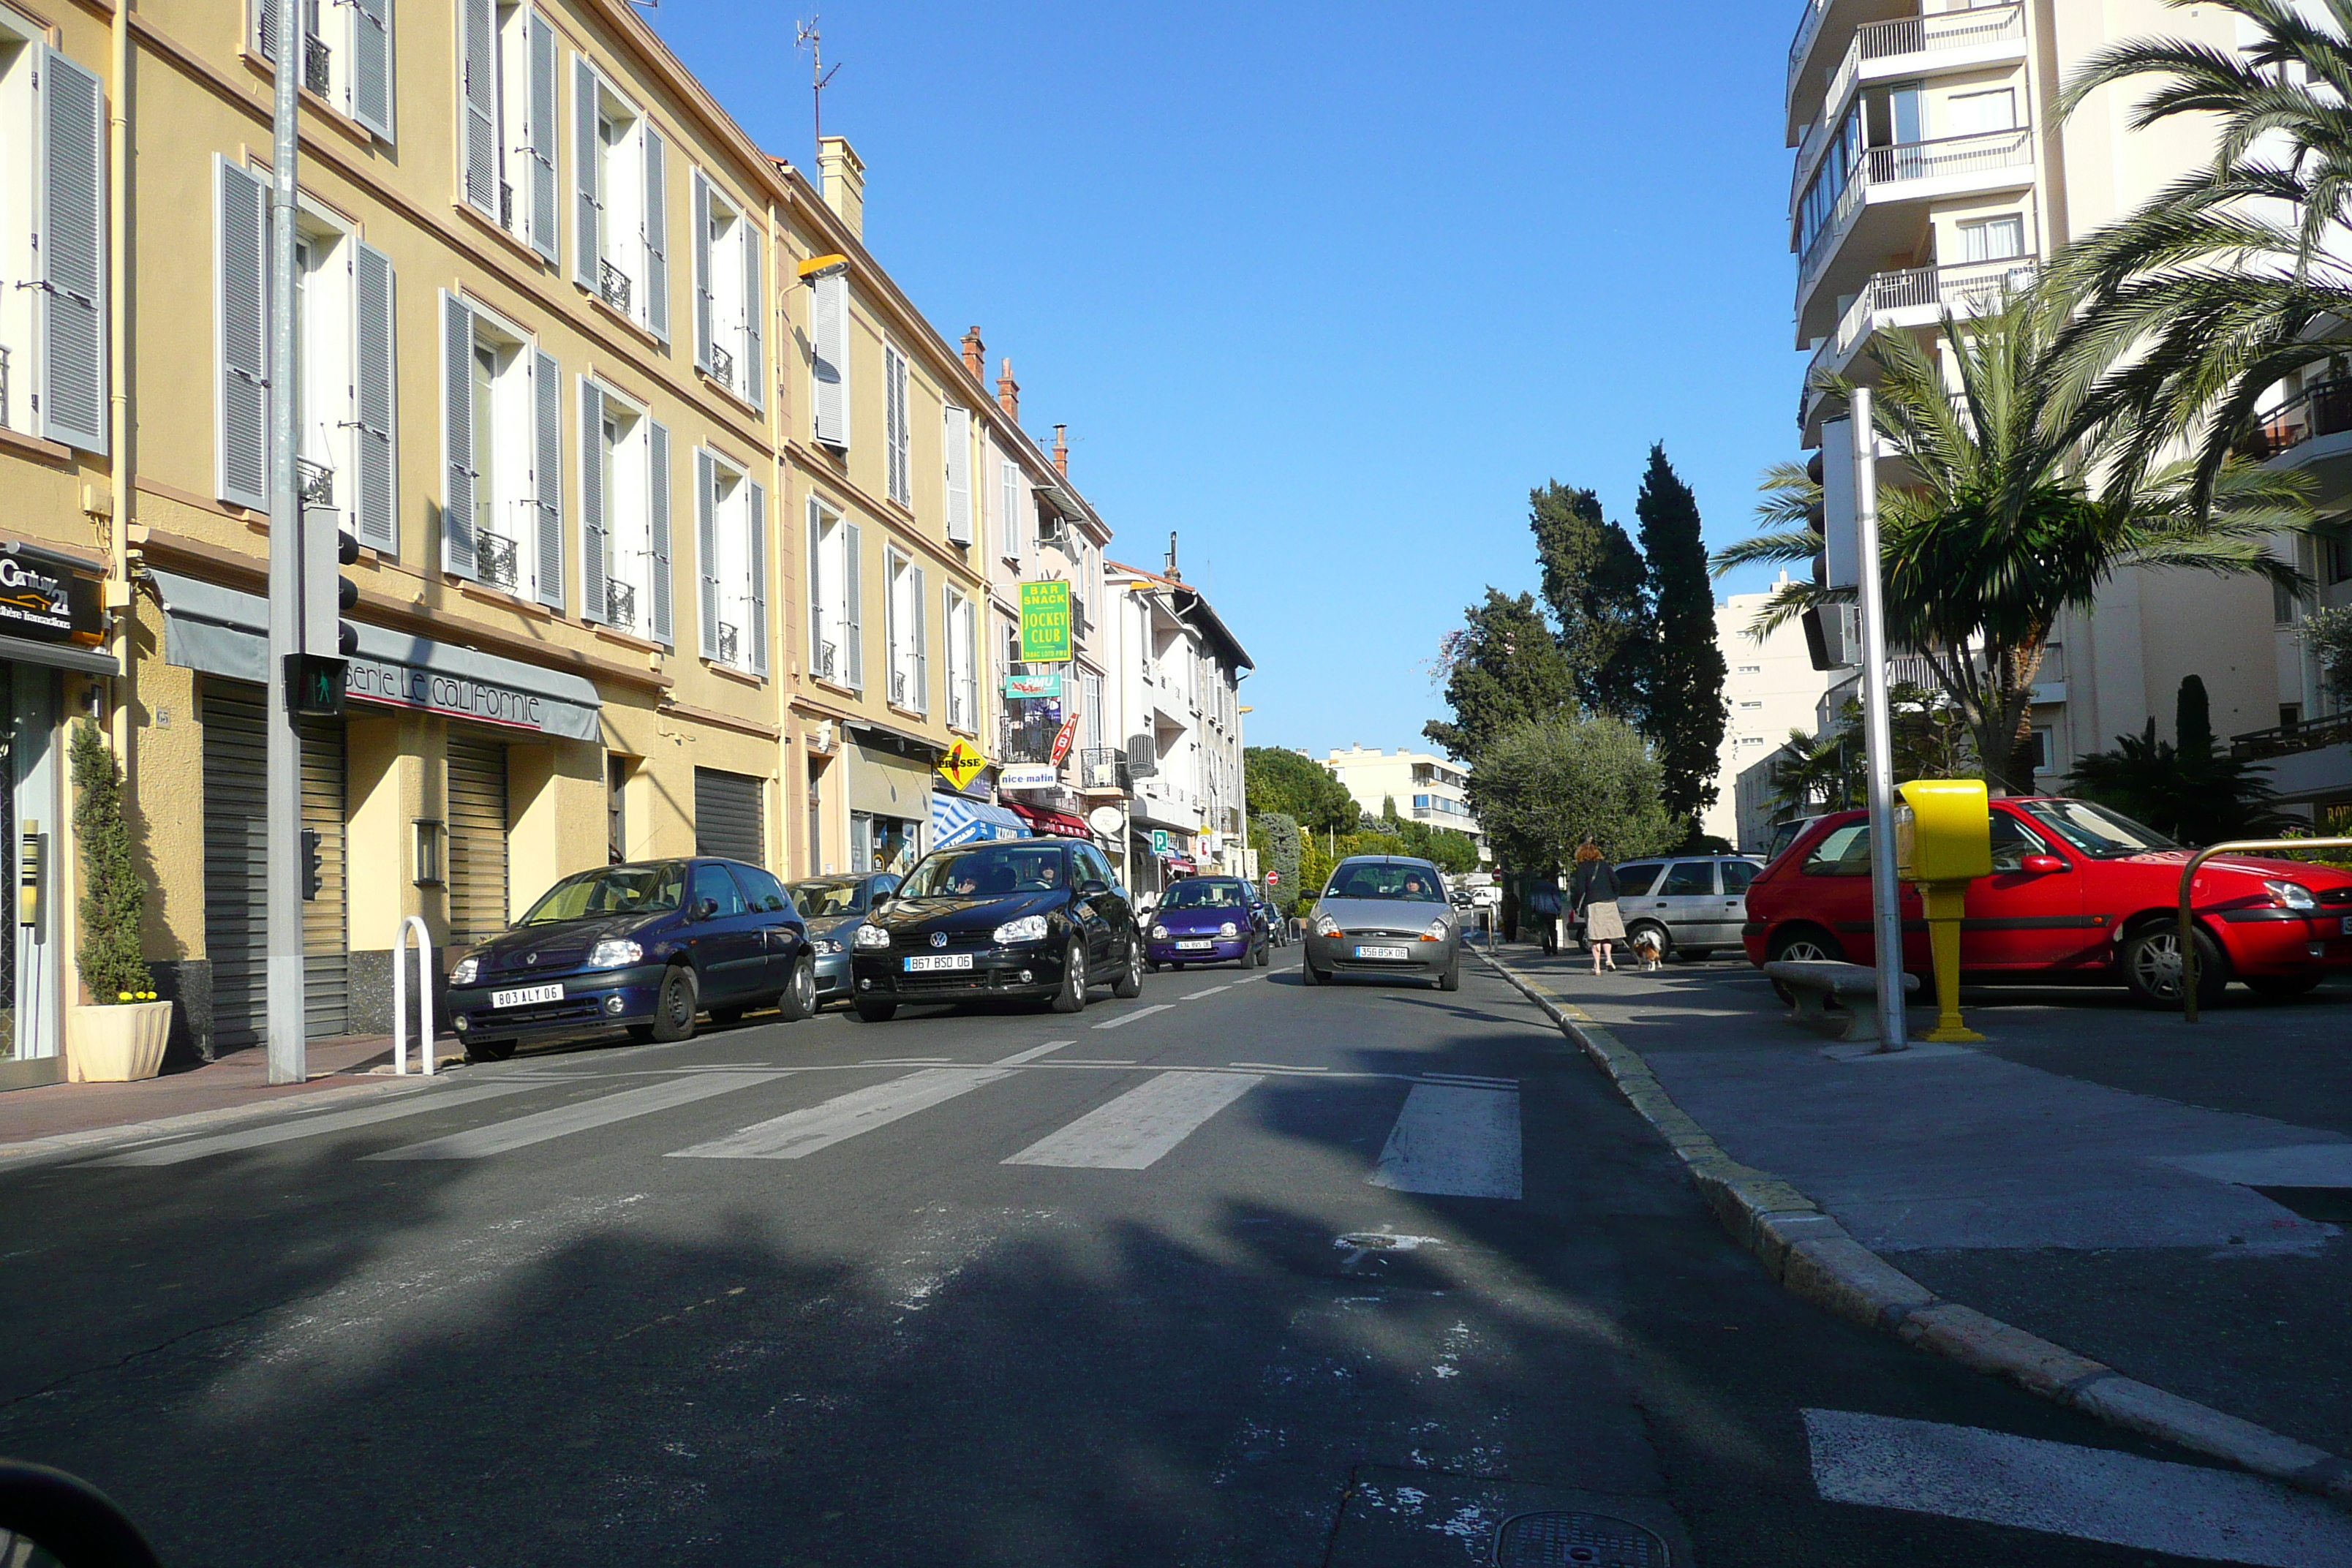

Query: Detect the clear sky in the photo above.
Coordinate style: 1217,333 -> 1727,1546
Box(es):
649,1 -> 1802,760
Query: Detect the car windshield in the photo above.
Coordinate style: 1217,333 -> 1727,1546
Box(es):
1161,879 -> 1246,909
519,863 -> 685,925
900,843 -> 1068,898
789,879 -> 867,918
1327,862 -> 1444,902
2017,799 -> 2178,859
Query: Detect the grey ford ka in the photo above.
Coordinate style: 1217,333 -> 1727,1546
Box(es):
1302,854 -> 1461,990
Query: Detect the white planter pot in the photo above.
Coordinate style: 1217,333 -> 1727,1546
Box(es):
66,1000 -> 173,1082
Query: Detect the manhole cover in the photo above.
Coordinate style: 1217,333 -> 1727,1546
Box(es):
1495,1510 -> 1671,1567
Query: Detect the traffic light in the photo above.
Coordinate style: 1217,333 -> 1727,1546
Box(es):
299,828 -> 323,902
289,505 -> 355,716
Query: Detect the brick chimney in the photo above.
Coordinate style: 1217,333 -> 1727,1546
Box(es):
996,358 -> 1019,421
1052,425 -> 1069,477
818,136 -> 865,238
961,327 -> 985,380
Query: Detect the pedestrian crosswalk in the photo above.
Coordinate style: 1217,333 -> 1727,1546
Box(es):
76,1058 -> 1525,1195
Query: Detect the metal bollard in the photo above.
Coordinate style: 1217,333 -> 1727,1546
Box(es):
391,915 -> 436,1075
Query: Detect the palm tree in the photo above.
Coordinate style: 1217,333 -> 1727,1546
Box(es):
1717,293 -> 2311,793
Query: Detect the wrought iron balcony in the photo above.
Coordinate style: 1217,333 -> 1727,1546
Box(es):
1000,713 -> 1062,766
2233,709 -> 2352,761
599,258 -> 632,315
2,344 -> 15,429
304,34 -> 331,95
2242,378 -> 2352,463
717,622 -> 739,666
298,457 -> 334,509
890,669 -> 908,706
709,342 -> 735,391
604,577 -> 638,630
500,181 -> 514,230
1077,746 -> 1129,794
814,639 -> 837,681
478,530 -> 521,591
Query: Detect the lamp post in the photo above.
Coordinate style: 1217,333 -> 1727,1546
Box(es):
1850,387 -> 1908,1052
263,0 -> 306,1083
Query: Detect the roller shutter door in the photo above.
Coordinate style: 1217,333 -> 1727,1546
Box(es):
300,715 -> 350,1038
694,768 -> 764,866
447,735 -> 510,946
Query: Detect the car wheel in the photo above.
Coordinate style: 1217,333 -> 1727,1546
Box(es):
853,997 -> 898,1023
778,955 -> 818,1022
2246,973 -> 2326,1000
1302,960 -> 1324,986
1439,957 -> 1460,992
1628,920 -> 1673,962
463,1038 -> 516,1063
1112,938 -> 1145,999
709,1004 -> 747,1025
2120,924 -> 2228,1009
649,965 -> 700,1043
1050,941 -> 1088,1014
1145,961 -> 1161,973
1765,927 -> 1844,1005
624,1024 -> 657,1044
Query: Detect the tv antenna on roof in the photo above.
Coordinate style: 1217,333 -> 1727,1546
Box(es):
795,16 -> 844,165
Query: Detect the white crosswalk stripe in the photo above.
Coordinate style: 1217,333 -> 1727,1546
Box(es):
1004,1071 -> 1263,1170
365,1072 -> 791,1161
668,1068 -> 1010,1161
84,1082 -> 546,1166
1368,1083 -> 1522,1199
1091,1004 -> 1174,1030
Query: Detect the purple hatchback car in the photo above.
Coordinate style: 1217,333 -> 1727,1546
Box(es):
1145,876 -> 1271,971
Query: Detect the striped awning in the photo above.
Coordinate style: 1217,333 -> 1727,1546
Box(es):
932,793 -> 1030,849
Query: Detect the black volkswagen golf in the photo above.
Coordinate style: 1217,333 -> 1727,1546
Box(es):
444,858 -> 815,1060
848,838 -> 1144,1020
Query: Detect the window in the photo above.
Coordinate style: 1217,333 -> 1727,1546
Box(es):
1988,815 -> 2048,873
257,0 -> 393,140
2323,525 -> 2352,587
1945,87 -> 2017,135
1740,700 -> 1764,710
694,448 -> 767,674
2,25 -> 107,453
689,862 -> 747,918
1082,672 -> 1104,751
1660,862 -> 1716,897
883,548 -> 927,710
1959,214 -> 2025,263
1738,664 -> 1762,674
576,377 -> 673,641
1720,861 -> 1759,894
456,1 -> 554,255
1801,826 -> 1872,878
439,293 -> 561,603
805,498 -> 862,688
690,172 -> 763,407
883,343 -> 911,506
943,407 -> 973,544
943,584 -> 978,731
2029,726 -> 2054,774
1615,861 -> 1667,896
572,61 -> 667,339
997,446 -> 1025,564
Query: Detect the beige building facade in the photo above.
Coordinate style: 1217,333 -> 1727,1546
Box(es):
1705,576 -> 1835,852
1322,745 -> 1486,860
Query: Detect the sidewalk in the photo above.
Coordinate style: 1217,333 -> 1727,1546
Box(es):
1486,941 -> 2352,1466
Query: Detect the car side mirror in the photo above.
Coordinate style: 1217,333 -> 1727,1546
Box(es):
2021,854 -> 2068,875
694,897 -> 720,921
1080,879 -> 1110,896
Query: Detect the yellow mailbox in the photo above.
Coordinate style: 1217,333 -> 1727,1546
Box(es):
1894,779 -> 1993,1043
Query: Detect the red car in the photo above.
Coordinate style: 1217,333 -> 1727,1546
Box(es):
1741,796 -> 2352,1007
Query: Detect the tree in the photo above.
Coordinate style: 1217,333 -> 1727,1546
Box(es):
70,723 -> 157,1004
1244,747 -> 1358,834
1716,295 -> 2311,794
1423,589 -> 1579,761
1376,797 -> 1482,873
1635,445 -> 1728,827
1763,683 -> 1976,823
2302,603 -> 2352,704
1466,716 -> 1684,875
1253,813 -> 1303,916
1530,483 -> 1653,720
2066,674 -> 2288,845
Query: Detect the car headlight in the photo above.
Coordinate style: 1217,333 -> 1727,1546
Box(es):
2265,878 -> 2318,911
1314,915 -> 1342,938
853,923 -> 892,950
587,938 -> 644,968
1218,921 -> 1238,938
815,938 -> 844,956
1150,924 -> 1169,941
1422,919 -> 1450,942
994,914 -> 1049,945
450,955 -> 479,986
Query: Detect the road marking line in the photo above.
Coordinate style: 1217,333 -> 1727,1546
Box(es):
1368,1084 -> 1522,1199
365,1073 -> 790,1161
2160,1144 -> 2352,1187
856,1058 -> 956,1066
666,1068 -> 1009,1160
1231,1062 -> 1327,1072
1422,1072 -> 1518,1088
1043,1058 -> 1136,1066
1182,986 -> 1232,1000
994,1040 -> 1077,1066
1004,1071 -> 1262,1170
1092,1004 -> 1175,1030
1805,1409 -> 2352,1565
83,1082 -> 546,1166
1232,976 -> 1264,985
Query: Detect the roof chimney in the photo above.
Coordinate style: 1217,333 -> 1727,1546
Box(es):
1052,424 -> 1069,476
961,327 -> 985,381
818,136 -> 865,238
1165,531 -> 1181,582
996,358 -> 1019,421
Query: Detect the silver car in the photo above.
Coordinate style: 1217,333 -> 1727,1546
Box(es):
788,872 -> 901,1006
1303,855 -> 1461,990
1603,854 -> 1761,960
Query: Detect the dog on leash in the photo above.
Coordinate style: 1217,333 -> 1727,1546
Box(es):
1629,930 -> 1665,972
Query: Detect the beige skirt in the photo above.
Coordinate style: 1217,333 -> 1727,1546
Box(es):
1583,901 -> 1627,941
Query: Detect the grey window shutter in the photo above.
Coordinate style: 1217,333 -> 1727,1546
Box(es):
533,349 -> 562,610
578,377 -> 606,623
353,241 -> 398,551
572,56 -> 600,288
642,126 -> 669,340
647,418 -> 673,646
350,0 -> 393,140
696,450 -> 720,660
690,170 -> 712,374
215,156 -> 269,510
742,222 -> 764,412
459,0 -> 497,215
911,563 -> 928,714
747,481 -> 769,676
36,49 -> 107,456
942,406 -> 971,544
883,554 -> 898,703
805,498 -> 824,674
843,521 -> 863,690
525,12 -> 558,263
942,584 -> 957,726
811,268 -> 848,448
439,290 -> 478,578
964,601 -> 979,731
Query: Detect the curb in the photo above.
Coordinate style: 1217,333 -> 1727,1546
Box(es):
1477,948 -> 2352,1507
0,1067 -> 468,1175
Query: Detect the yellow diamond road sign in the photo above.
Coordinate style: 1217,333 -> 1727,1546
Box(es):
938,739 -> 987,792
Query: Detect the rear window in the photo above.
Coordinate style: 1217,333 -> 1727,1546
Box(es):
1659,862 -> 1716,897
1615,862 -> 1665,897
1720,861 -> 1760,894
1803,824 -> 1872,877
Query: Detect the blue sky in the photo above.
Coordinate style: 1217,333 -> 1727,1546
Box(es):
651,1 -> 1801,759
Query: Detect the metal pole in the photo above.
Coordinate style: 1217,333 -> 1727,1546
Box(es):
264,0 -> 305,1085
1850,388 -> 1908,1052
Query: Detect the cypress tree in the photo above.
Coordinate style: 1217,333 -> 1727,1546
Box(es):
1635,445 -> 1728,829
70,723 -> 156,1003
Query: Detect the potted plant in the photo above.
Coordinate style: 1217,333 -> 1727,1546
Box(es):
64,722 -> 169,1082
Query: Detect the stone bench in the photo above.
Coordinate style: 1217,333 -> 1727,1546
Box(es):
1763,960 -> 1920,1044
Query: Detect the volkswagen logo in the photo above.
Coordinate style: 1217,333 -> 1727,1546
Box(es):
930,932 -> 949,949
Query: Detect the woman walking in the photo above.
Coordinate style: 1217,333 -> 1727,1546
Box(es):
1570,842 -> 1624,975
1526,875 -> 1564,956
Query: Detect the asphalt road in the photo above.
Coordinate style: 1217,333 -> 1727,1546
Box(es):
1,959 -> 2332,1566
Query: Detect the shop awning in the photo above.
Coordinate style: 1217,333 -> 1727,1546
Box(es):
932,793 -> 1030,849
1008,802 -> 1093,840
1163,855 -> 1199,876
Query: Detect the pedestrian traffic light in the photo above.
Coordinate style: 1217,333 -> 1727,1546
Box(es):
299,827 -> 323,902
289,508 -> 355,716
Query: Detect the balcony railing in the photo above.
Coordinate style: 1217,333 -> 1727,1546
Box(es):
478,530 -> 521,592
304,34 -> 331,95
1077,747 -> 1128,794
1798,5 -> 2026,200
2233,709 -> 2352,761
2242,377 -> 2352,462
717,622 -> 739,666
599,258 -> 632,315
1799,127 -> 2034,288
0,344 -> 9,428
1000,713 -> 1062,766
605,578 -> 638,631
500,181 -> 514,230
889,669 -> 908,706
1790,0 -> 1833,77
709,342 -> 735,392
298,457 -> 335,509
813,638 -> 837,681
1805,257 -> 2038,423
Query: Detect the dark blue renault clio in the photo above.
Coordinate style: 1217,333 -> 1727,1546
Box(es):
444,859 -> 815,1062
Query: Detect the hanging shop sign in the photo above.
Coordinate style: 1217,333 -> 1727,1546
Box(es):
1049,716 -> 1080,765
998,763 -> 1060,791
0,554 -> 102,647
1003,671 -> 1063,699
1019,580 -> 1072,663
936,737 -> 988,793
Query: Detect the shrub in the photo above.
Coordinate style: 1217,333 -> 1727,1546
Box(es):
70,723 -> 156,1005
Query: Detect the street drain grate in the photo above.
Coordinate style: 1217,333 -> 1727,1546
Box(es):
1495,1510 -> 1671,1567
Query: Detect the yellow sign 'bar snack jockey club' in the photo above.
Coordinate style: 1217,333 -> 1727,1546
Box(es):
1020,581 -> 1073,663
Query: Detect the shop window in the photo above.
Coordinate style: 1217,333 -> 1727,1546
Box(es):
440,293 -> 561,606
694,447 -> 767,674
690,171 -> 762,407
573,61 -> 667,340
1,21 -> 107,454
807,500 -> 861,688
457,0 -> 557,260
884,547 -> 927,712
577,377 -> 672,643
255,0 -> 393,140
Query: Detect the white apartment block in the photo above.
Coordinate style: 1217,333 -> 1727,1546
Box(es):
1322,746 -> 1488,860
1786,1 -> 2346,815
1705,577 -> 1836,852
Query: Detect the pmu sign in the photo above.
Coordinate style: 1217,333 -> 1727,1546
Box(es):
1019,580 -> 1071,663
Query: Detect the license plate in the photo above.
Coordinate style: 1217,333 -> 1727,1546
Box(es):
2342,916 -> 2352,936
491,983 -> 564,1009
1177,940 -> 1214,951
903,954 -> 974,973
1354,945 -> 1411,962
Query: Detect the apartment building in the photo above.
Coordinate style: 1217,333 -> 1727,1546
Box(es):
1321,745 -> 1488,861
1703,576 -> 1836,852
1784,1 -> 2337,808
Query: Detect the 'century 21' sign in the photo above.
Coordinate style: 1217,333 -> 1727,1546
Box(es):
1019,580 -> 1072,663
